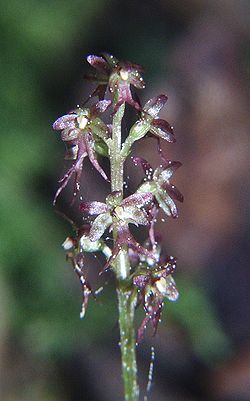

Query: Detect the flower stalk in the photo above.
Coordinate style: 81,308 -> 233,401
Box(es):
110,103 -> 125,192
111,103 -> 139,400
52,53 -> 183,401
117,288 -> 139,401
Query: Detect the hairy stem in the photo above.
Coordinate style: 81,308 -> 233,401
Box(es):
110,104 -> 139,401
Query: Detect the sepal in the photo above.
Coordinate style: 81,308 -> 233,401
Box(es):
89,213 -> 113,241
143,95 -> 168,118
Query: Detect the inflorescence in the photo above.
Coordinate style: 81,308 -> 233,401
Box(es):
52,53 -> 183,341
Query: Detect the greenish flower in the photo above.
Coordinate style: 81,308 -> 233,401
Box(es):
133,157 -> 183,218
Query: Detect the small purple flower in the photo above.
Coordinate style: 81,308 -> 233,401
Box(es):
122,95 -> 175,156
80,191 -> 156,272
52,100 -> 111,204
133,251 -> 178,342
87,53 -> 145,111
132,156 -> 183,218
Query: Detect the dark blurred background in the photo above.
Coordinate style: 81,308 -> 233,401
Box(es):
1,0 -> 249,400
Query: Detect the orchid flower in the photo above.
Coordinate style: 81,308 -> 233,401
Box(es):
62,223 -> 112,318
80,191 -> 155,271
133,156 -> 183,218
87,53 -> 145,111
133,247 -> 179,342
141,95 -> 175,142
120,95 -> 175,159
52,100 -> 111,203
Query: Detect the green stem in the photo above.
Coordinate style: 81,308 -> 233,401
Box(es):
117,288 -> 139,401
110,104 -> 139,401
110,103 -> 125,193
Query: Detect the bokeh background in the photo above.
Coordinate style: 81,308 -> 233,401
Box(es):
1,0 -> 249,400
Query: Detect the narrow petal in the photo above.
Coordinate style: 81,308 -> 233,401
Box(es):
156,256 -> 177,277
155,161 -> 182,181
132,157 -> 154,179
155,190 -> 178,218
53,114 -> 77,130
123,61 -> 144,73
87,55 -> 110,74
85,84 -> 108,101
137,301 -> 163,342
143,95 -> 168,118
151,303 -> 163,333
161,182 -> 184,203
163,276 -> 179,301
101,226 -> 156,273
85,131 -> 109,181
102,52 -> 119,68
130,74 -> 145,89
122,206 -> 149,226
148,205 -> 159,247
122,192 -> 154,208
55,160 -> 83,204
90,100 -> 111,117
126,65 -> 145,89
68,254 -> 93,319
53,148 -> 86,205
53,168 -> 74,205
89,213 -> 112,241
80,201 -> 109,215
153,159 -> 182,185
154,136 -> 170,164
137,313 -> 151,343
100,241 -> 122,274
150,119 -> 175,143
125,232 -> 156,260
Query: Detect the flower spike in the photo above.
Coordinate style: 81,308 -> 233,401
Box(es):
52,53 -> 183,396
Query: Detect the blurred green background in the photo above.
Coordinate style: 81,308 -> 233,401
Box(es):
1,1 -> 249,400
